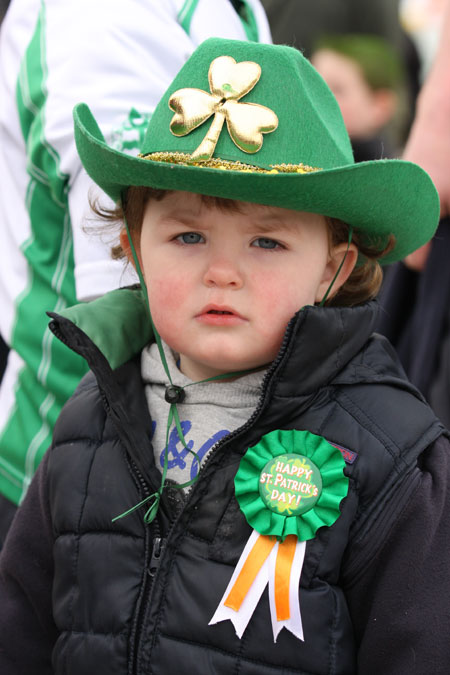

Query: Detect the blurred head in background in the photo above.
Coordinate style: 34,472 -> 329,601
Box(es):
311,34 -> 406,152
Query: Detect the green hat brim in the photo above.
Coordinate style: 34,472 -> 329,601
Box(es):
74,102 -> 439,264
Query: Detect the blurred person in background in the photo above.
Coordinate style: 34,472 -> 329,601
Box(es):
0,0 -> 271,547
311,34 -> 407,161
377,0 -> 450,428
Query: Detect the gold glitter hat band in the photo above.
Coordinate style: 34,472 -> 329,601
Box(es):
138,152 -> 321,175
73,37 -> 439,264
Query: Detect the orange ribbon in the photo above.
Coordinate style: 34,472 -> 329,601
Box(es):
225,534 -> 277,611
224,533 -> 298,620
274,534 -> 297,620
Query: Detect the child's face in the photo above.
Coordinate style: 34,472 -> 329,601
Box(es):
311,49 -> 395,140
130,191 -> 354,381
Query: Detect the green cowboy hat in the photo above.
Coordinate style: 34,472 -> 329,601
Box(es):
74,37 -> 439,264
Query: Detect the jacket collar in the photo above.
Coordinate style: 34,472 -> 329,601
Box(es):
271,300 -> 380,399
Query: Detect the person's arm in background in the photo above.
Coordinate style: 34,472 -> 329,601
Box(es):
402,0 -> 450,270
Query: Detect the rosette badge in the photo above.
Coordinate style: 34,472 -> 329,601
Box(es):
238,429 -> 348,541
210,429 -> 349,642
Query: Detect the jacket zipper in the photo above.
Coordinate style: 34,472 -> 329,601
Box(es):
127,457 -> 165,675
148,537 -> 164,578
130,454 -> 166,675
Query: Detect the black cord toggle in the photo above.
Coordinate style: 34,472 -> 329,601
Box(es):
165,385 -> 186,404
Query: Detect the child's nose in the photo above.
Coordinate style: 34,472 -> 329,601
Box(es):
203,253 -> 244,289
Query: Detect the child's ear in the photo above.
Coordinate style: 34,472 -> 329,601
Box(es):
120,228 -> 141,268
315,242 -> 358,303
120,228 -> 132,261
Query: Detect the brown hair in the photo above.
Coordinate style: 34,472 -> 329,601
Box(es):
91,186 -> 394,307
326,217 -> 394,306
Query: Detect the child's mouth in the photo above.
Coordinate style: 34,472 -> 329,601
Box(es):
197,305 -> 246,325
207,310 -> 233,315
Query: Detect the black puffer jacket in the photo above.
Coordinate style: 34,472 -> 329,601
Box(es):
1,292 -> 449,674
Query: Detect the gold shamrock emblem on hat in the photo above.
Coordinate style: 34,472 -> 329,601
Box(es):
168,55 -> 279,162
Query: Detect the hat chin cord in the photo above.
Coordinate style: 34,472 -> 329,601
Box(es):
112,203 -> 352,525
319,226 -> 353,307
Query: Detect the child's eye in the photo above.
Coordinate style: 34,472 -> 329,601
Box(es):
251,237 -> 282,250
175,232 -> 205,244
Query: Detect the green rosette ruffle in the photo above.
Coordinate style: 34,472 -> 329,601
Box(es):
235,429 -> 349,542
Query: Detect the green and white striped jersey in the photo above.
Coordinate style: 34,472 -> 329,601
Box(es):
0,0 -> 271,505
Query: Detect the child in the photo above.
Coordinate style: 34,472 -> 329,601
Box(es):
1,37 -> 449,674
311,34 -> 406,161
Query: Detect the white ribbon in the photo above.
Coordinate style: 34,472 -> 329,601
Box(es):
209,529 -> 306,642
